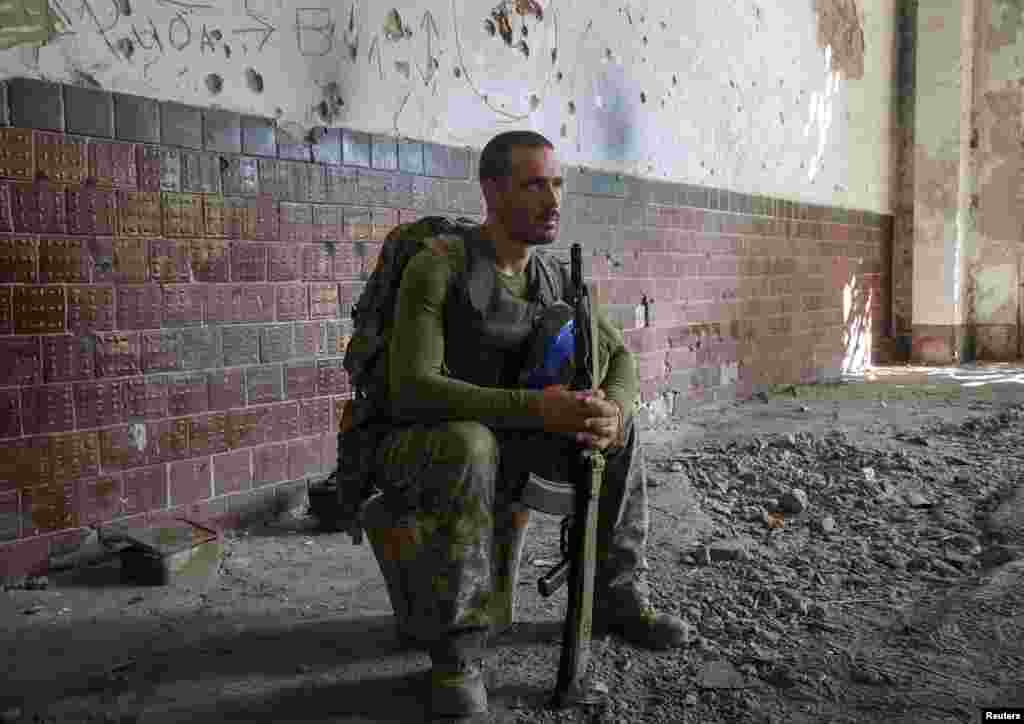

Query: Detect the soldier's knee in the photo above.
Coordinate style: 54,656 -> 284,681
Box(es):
444,421 -> 499,470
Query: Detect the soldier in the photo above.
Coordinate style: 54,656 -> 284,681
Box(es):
376,130 -> 687,718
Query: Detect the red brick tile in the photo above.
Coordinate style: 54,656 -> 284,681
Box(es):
13,285 -> 66,335
0,336 -> 42,387
261,401 -> 299,443
276,283 -> 308,322
67,187 -> 117,236
302,244 -> 333,281
169,456 -> 212,506
253,442 -> 287,486
99,423 -> 151,470
0,536 -> 50,578
316,359 -> 349,396
122,375 -> 169,419
67,285 -> 116,334
191,239 -> 229,282
122,464 -> 167,515
322,430 -> 338,469
163,284 -> 204,326
299,396 -> 331,436
213,448 -> 251,495
0,389 -> 20,438
268,244 -> 301,281
287,437 -> 321,480
230,241 -> 267,281
208,369 -> 244,410
89,140 -> 137,188
286,362 -> 317,399
91,237 -> 148,283
206,284 -> 275,324
21,384 -> 75,435
140,330 -> 179,373
74,379 -> 125,430
190,412 -> 228,457
0,234 -> 38,282
76,474 -> 123,525
167,372 -> 209,416
117,284 -> 162,329
43,334 -> 96,382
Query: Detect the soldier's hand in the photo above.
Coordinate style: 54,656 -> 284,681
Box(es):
574,389 -> 621,451
535,386 -> 621,450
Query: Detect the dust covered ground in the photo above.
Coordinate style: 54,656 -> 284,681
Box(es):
2,364 -> 1024,724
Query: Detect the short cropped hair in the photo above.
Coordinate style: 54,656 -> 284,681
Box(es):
478,131 -> 554,183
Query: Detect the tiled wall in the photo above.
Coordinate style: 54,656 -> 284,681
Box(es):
0,77 -> 892,579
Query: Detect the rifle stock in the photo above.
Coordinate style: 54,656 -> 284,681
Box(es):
544,243 -> 607,709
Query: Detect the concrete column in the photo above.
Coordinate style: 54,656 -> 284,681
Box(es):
910,0 -> 979,363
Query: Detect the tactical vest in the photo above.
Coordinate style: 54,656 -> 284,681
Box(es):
443,228 -> 571,389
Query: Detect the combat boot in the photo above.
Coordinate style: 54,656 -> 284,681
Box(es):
593,574 -> 689,651
429,632 -> 488,718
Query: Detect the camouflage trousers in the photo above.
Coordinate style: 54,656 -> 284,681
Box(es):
373,414 -> 649,651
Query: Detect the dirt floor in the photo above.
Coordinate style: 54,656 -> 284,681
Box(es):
3,363 -> 1024,724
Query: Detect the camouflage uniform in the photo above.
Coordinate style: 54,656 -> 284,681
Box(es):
373,410 -> 649,649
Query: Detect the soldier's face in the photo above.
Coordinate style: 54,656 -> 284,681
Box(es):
489,146 -> 563,245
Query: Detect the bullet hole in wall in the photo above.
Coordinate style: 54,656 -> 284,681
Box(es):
116,37 -> 135,60
116,0 -> 131,16
560,123 -> 568,138
245,67 -> 264,94
518,39 -> 530,57
529,93 -> 540,111
660,20 -> 667,29
224,45 -> 232,58
640,91 -> 647,103
395,61 -> 411,79
211,29 -> 223,41
567,100 -> 576,115
454,66 -> 462,78
551,48 -> 557,64
642,35 -> 648,45
205,73 -> 224,95
605,48 -> 613,61
672,74 -> 678,86
522,22 -> 528,38
484,18 -> 497,36
556,71 -> 563,82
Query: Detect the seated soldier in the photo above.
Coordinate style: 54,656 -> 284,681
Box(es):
377,130 -> 687,718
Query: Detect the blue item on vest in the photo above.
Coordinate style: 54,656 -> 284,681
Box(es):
525,319 -> 575,389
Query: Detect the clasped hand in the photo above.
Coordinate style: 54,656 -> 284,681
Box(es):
537,385 -> 621,451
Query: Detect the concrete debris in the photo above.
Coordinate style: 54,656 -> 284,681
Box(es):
698,659 -> 751,689
777,489 -> 808,514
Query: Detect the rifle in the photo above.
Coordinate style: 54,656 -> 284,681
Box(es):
529,243 -> 606,709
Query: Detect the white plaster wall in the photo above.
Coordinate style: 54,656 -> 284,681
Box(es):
1,0 -> 895,213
